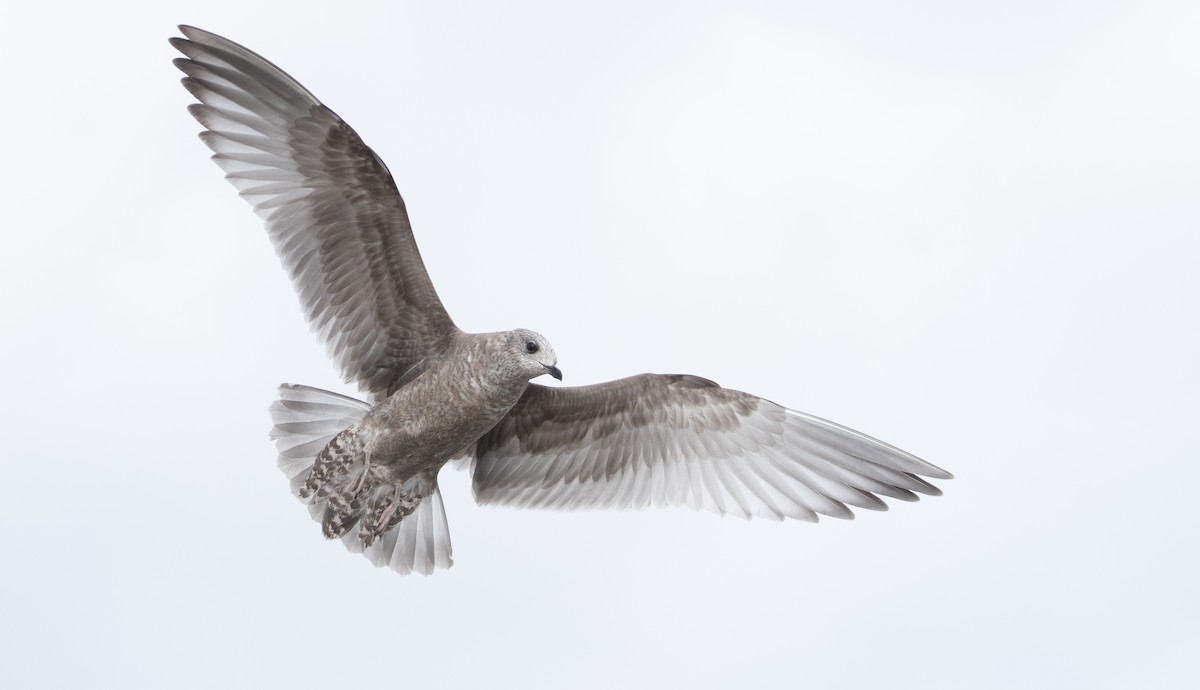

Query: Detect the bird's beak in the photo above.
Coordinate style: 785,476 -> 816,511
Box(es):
546,364 -> 563,381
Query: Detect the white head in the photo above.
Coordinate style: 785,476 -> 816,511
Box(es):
508,328 -> 561,381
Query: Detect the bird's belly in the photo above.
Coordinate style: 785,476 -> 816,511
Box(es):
363,382 -> 523,479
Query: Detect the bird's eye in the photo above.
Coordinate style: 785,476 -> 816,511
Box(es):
525,341 -> 539,354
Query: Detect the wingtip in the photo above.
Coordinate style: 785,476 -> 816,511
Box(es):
901,456 -> 954,481
177,24 -> 204,39
906,473 -> 945,496
928,467 -> 954,481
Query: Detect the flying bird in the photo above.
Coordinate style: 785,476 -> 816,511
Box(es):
171,25 -> 952,575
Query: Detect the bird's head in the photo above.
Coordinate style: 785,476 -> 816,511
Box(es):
509,329 -> 562,381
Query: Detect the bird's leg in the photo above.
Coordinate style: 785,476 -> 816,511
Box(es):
348,452 -> 372,496
375,485 -> 404,529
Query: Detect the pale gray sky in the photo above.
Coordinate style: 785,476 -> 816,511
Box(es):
2,1 -> 1198,688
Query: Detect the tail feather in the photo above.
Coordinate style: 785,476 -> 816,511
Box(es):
268,384 -> 454,575
269,384 -> 370,488
340,483 -> 454,575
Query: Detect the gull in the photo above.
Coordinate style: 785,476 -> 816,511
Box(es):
171,25 -> 952,575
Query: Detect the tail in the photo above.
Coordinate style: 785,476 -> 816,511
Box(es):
268,384 -> 454,575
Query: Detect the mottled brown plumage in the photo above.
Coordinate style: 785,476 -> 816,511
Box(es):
175,26 -> 951,576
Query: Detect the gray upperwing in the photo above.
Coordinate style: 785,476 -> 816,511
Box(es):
472,374 -> 951,520
173,26 -> 460,400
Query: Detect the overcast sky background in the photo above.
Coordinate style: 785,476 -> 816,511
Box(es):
2,0 -> 1197,688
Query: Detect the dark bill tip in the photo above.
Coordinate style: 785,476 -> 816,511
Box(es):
547,365 -> 563,381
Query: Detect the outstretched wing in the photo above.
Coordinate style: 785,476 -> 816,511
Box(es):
473,375 -> 951,521
172,26 -> 459,399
